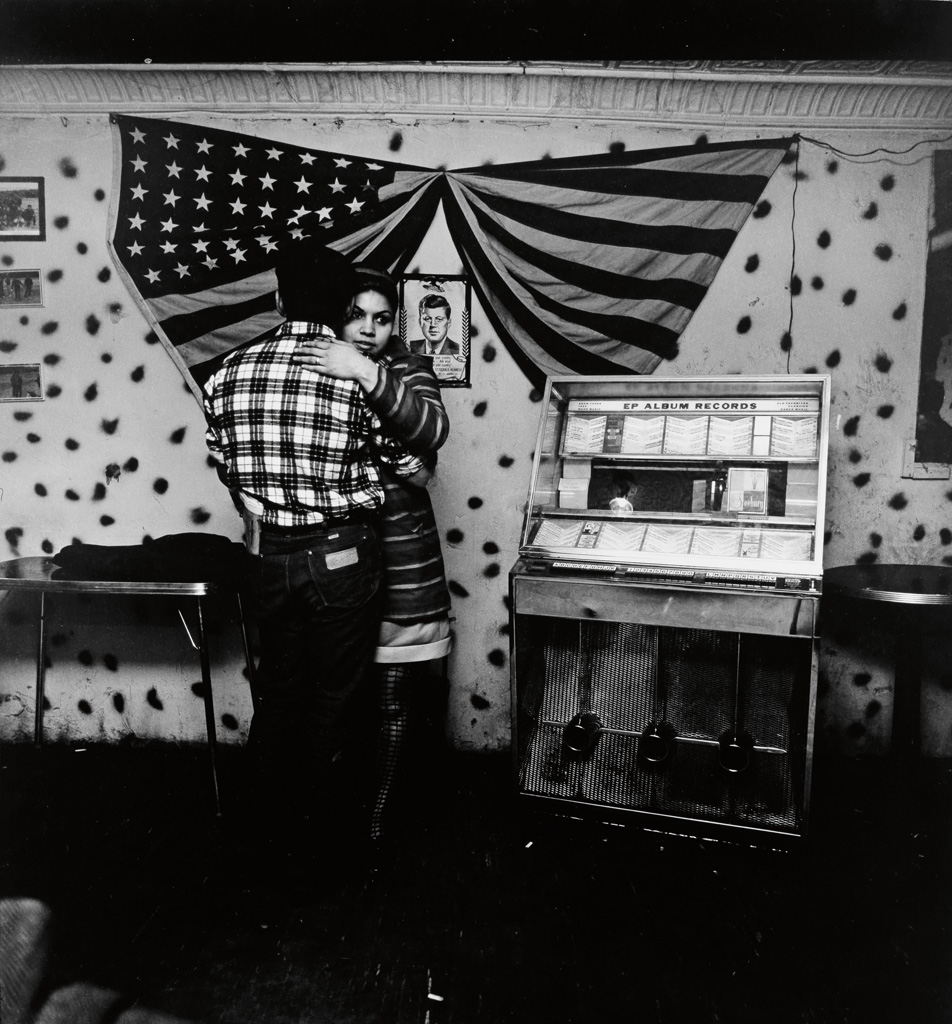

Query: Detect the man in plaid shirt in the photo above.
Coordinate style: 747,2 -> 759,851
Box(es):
203,242 -> 423,845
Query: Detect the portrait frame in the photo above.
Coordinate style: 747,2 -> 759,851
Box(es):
0,362 -> 44,402
399,274 -> 471,388
0,269 -> 43,308
0,177 -> 46,241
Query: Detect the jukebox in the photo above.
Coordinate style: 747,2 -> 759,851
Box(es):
509,375 -> 831,843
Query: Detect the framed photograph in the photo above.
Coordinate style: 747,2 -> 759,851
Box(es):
0,177 -> 46,241
0,363 -> 43,401
399,274 -> 471,387
0,269 -> 43,307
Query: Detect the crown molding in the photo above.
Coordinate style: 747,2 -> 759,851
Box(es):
2,61 -> 951,132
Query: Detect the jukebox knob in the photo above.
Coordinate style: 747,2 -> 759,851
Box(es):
639,720 -> 677,765
718,729 -> 755,773
562,712 -> 602,755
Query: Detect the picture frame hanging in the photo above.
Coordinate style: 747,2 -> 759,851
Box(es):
0,269 -> 43,308
399,274 -> 471,387
0,363 -> 43,402
0,178 -> 46,241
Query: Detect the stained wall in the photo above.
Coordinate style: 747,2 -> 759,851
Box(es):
1,92 -> 950,755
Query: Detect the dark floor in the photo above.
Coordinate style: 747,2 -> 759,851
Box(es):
2,739 -> 951,1024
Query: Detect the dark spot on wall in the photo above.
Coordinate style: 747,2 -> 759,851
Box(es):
47,269 -> 63,282
874,244 -> 893,261
53,215 -> 69,229
483,563 -> 501,578
823,530 -> 832,545
877,405 -> 894,418
153,478 -> 169,495
448,580 -> 470,598
880,174 -> 895,192
97,266 -> 111,283
131,366 -> 145,382
41,539 -> 53,554
853,671 -> 871,687
105,463 -> 121,482
78,649 -> 94,666
14,411 -> 33,421
471,693 -> 491,710
2,451 -> 16,463
468,496 -> 483,509
941,528 -> 952,545
65,489 -> 80,500
146,688 -> 164,711
817,230 -> 831,248
487,648 -> 506,667
473,402 -> 487,417
793,170 -> 808,181
744,254 -> 759,273
865,700 -> 882,719
825,350 -> 841,368
0,340 -> 16,353
94,188 -> 105,201
388,131 -> 403,152
482,344 -> 497,362
44,354 -> 61,366
101,418 -> 119,435
736,316 -> 752,334
846,721 -> 867,739
123,457 -> 138,472
826,160 -> 839,174
221,713 -> 239,731
781,149 -> 797,165
100,353 -> 111,364
694,134 -> 709,146
0,254 -> 11,265
77,242 -> 88,254
190,507 -> 211,525
913,524 -> 926,541
99,515 -> 115,526
529,388 -> 543,403
870,532 -> 882,548
58,157 -> 78,178
103,653 -> 118,671
498,622 -> 510,636
446,528 -> 463,544
84,383 -> 98,402
78,700 -> 92,715
41,322 -> 59,335
483,541 -> 500,554
35,484 -> 47,496
86,315 -> 101,335
892,302 -> 907,320
780,332 -> 792,353
853,473 -> 871,487
874,353 -> 892,372
498,455 -> 514,468
46,385 -> 62,398
144,331 -> 159,345
112,693 -> 125,713
862,202 -> 878,220
848,449 -> 862,464
609,141 -> 626,154
92,482 -> 107,500
169,427 -> 187,444
844,416 -> 860,437
4,526 -> 24,551
888,492 -> 908,510
190,682 -> 206,699
811,276 -> 824,290
65,438 -> 80,451
790,275 -> 802,296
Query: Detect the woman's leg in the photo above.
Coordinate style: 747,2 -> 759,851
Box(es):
371,663 -> 411,841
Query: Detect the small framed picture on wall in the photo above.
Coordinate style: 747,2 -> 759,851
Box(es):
399,274 -> 471,387
0,363 -> 43,402
0,269 -> 42,308
0,178 -> 46,241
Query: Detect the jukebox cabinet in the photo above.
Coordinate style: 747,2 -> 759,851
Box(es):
509,375 -> 831,843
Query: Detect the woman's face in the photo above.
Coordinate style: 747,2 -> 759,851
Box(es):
342,289 -> 394,359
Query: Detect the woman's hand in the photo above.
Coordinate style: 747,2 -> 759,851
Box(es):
291,338 -> 379,390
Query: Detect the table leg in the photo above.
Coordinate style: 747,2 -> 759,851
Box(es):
33,591 -> 46,747
194,596 -> 222,816
891,607 -> 921,757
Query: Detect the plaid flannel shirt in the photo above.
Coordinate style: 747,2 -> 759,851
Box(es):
203,321 -> 422,528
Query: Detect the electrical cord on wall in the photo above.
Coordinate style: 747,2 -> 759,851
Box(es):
786,135 -> 801,375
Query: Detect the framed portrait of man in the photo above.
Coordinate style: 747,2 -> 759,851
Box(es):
399,274 -> 471,387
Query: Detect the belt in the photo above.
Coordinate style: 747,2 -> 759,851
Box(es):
260,510 -> 376,536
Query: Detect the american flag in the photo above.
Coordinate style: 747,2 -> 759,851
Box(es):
444,137 -> 793,380
109,115 -> 790,392
108,114 -> 440,393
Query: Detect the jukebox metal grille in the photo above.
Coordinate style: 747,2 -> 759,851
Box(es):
514,615 -> 811,834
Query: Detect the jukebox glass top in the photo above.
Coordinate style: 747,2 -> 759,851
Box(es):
521,375 -> 831,580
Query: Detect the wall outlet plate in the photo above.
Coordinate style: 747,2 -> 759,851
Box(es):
901,438 -> 952,480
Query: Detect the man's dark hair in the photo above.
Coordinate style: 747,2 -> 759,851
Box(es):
275,239 -> 358,327
418,293 -> 451,317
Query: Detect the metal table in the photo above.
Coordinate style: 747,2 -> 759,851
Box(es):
0,556 -> 256,814
824,563 -> 952,755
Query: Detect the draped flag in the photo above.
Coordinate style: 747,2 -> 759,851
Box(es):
107,114 -> 441,394
108,114 -> 791,395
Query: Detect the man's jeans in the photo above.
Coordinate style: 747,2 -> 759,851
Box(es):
248,519 -> 381,777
